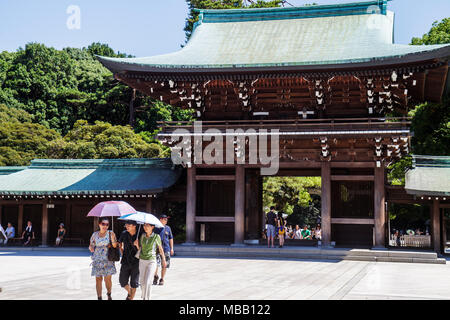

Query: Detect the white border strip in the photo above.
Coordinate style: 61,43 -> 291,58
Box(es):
158,130 -> 410,137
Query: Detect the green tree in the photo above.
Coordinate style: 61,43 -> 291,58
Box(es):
52,120 -> 164,159
263,176 -> 321,215
411,18 -> 450,45
0,121 -> 62,166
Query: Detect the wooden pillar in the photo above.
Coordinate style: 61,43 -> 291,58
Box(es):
65,204 -> 71,229
234,165 -> 245,245
18,203 -> 24,236
41,200 -> 49,247
374,165 -> 386,248
93,217 -> 99,233
146,197 -> 153,213
185,166 -> 196,244
431,199 -> 441,253
321,162 -> 331,247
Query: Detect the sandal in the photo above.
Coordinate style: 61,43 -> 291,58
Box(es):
107,292 -> 112,300
158,279 -> 164,286
153,275 -> 159,285
98,296 -> 102,300
126,294 -> 131,300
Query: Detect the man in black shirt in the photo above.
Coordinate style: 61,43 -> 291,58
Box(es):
266,206 -> 278,248
118,220 -> 140,300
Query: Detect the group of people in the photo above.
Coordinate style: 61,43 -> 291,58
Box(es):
0,221 -> 36,246
0,221 -> 67,246
89,214 -> 174,300
265,206 -> 322,248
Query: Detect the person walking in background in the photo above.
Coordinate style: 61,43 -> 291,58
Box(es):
154,214 -> 174,286
266,206 -> 278,248
22,221 -> 35,246
55,223 -> 66,246
277,212 -> 286,248
89,218 -> 118,300
118,220 -> 140,300
134,223 -> 166,300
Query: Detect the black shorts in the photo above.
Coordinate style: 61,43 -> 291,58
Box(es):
157,252 -> 171,268
119,263 -> 139,288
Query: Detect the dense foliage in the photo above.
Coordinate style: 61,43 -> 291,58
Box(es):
0,42 -> 194,165
411,18 -> 450,45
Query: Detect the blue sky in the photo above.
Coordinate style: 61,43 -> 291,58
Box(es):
0,0 -> 448,57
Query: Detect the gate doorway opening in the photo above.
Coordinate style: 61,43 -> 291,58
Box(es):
262,175 -> 322,246
388,203 -> 432,249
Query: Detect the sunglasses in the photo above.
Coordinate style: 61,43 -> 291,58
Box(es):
101,223 -> 109,226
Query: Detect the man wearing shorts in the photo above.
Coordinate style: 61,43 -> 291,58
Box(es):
118,220 -> 140,300
154,214 -> 174,286
266,206 -> 278,248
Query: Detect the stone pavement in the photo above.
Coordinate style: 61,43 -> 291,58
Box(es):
0,249 -> 450,300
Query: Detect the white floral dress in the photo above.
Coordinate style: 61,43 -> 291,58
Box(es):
90,231 -> 116,277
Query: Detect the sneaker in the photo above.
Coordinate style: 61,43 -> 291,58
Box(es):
153,275 -> 159,285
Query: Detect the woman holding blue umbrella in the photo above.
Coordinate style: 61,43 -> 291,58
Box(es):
133,222 -> 166,300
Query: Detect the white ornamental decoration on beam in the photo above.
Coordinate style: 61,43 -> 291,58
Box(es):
320,136 -> 331,161
167,80 -> 208,118
232,80 -> 257,112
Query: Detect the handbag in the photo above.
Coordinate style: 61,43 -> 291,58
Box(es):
107,231 -> 121,262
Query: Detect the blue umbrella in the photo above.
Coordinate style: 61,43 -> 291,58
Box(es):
118,211 -> 164,228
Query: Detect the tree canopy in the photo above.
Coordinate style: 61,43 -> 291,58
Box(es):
411,18 -> 450,45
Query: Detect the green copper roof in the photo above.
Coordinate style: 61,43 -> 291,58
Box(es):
97,0 -> 450,73
0,167 -> 26,175
0,158 -> 181,196
405,156 -> 450,197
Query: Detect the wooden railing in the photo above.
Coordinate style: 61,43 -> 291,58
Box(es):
157,117 -> 411,134
389,234 -> 431,248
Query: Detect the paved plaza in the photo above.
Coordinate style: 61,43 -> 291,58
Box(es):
0,249 -> 449,300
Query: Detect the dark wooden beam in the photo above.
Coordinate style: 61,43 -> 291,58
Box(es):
321,162 -> 331,247
331,218 -> 375,225
373,165 -> 386,248
195,216 -> 235,223
331,175 -> 374,181
431,199 -> 441,253
41,200 -> 49,247
196,175 -> 235,181
234,165 -> 245,245
185,166 -> 196,244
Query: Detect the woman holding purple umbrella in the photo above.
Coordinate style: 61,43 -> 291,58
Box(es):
89,217 -> 118,300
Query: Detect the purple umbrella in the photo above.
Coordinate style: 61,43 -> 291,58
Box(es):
87,201 -> 137,230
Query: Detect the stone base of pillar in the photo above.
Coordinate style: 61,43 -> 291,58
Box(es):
371,246 -> 388,251
230,243 -> 246,247
181,242 -> 197,246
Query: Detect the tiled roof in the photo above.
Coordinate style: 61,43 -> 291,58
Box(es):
97,0 -> 450,72
0,158 -> 181,195
405,156 -> 450,197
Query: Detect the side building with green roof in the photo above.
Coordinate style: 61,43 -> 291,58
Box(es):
0,158 -> 185,246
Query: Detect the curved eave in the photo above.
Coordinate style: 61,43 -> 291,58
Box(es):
404,189 -> 450,197
97,45 -> 450,75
